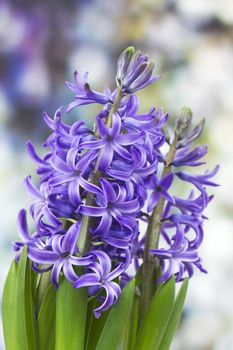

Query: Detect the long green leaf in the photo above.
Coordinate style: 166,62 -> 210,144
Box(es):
134,277 -> 175,350
123,296 -> 139,350
159,278 -> 188,349
55,278 -> 87,350
2,260 -> 18,350
96,279 -> 135,350
123,267 -> 142,350
15,246 -> 38,350
37,284 -> 56,350
85,298 -> 111,350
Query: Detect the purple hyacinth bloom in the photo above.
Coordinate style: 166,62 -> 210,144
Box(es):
78,178 -> 139,233
172,145 -> 208,167
26,141 -> 53,182
28,222 -> 94,288
116,47 -> 160,94
107,146 -> 157,185
80,113 -> 144,171
13,209 -> 45,260
66,71 -> 113,112
73,250 -> 130,318
166,213 -> 204,248
24,176 -> 61,231
147,173 -> 175,212
176,165 -> 220,192
12,47 -> 219,317
150,224 -> 207,282
49,149 -> 100,205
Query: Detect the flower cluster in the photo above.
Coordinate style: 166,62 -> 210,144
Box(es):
14,47 -> 219,317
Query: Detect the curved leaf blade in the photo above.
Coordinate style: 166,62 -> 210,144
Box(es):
15,246 -> 38,350
134,277 -> 175,350
85,299 -> 111,350
37,284 -> 56,350
96,279 -> 135,350
2,260 -> 18,350
159,278 -> 188,349
55,278 -> 87,350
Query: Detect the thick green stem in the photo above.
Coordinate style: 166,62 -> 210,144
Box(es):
140,136 -> 178,321
77,88 -> 123,255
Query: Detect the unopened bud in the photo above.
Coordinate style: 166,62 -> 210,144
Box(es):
175,107 -> 193,140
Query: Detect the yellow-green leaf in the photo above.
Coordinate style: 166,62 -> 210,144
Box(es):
37,284 -> 56,350
55,278 -> 87,350
96,279 -> 135,350
159,278 -> 188,349
2,260 -> 18,350
134,277 -> 175,350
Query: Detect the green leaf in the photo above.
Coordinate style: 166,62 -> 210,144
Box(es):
36,270 -> 51,313
96,279 -> 135,350
2,260 -> 18,350
159,278 -> 189,349
134,277 -> 175,350
55,278 -> 87,350
85,299 -> 111,350
123,296 -> 139,350
37,284 -> 56,350
123,267 -> 142,350
15,246 -> 38,350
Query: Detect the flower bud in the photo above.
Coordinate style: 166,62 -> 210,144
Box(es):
116,46 -> 159,94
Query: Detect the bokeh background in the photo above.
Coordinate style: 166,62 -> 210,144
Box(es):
0,0 -> 232,349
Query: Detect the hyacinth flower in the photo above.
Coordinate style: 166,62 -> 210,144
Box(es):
2,47 -> 219,350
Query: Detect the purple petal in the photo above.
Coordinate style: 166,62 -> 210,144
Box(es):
115,198 -> 139,214
99,178 -> 117,202
161,190 -> 175,205
76,150 -> 98,173
49,173 -> 75,186
62,222 -> 80,253
73,273 -> 100,288
63,260 -> 79,283
51,259 -> 64,289
107,263 -> 126,281
116,132 -> 144,146
66,148 -> 79,169
80,139 -> 104,150
94,283 -> 120,318
69,255 -> 94,266
78,205 -> 107,217
148,191 -> 160,212
28,247 -> 60,264
111,113 -> 121,136
92,250 -> 112,276
68,179 -> 81,206
79,176 -> 101,195
26,141 -> 47,165
51,154 -> 69,172
97,115 -> 108,137
24,176 -> 44,200
98,144 -> 114,171
93,212 -> 112,234
159,173 -> 174,190
17,209 -> 31,242
111,142 -> 131,160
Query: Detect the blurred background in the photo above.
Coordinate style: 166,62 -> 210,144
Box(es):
0,0 -> 232,349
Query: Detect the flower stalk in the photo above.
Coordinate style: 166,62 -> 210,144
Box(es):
140,131 -> 178,319
77,87 -> 123,255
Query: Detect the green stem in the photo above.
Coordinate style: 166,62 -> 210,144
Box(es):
77,88 -> 123,255
140,136 -> 178,321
